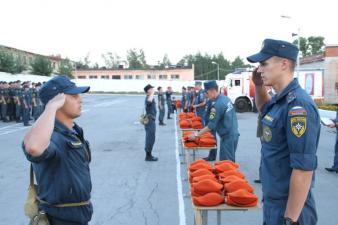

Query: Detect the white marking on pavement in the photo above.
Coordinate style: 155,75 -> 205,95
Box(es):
0,123 -> 22,130
174,112 -> 187,225
0,126 -> 29,136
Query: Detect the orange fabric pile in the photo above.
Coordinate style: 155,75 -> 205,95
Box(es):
176,100 -> 182,109
182,131 -> 216,148
188,159 -> 259,208
179,113 -> 203,129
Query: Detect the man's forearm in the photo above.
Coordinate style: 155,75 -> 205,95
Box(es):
284,169 -> 313,222
197,126 -> 211,137
23,105 -> 57,157
255,85 -> 270,113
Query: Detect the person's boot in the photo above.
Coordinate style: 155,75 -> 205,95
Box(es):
145,152 -> 158,161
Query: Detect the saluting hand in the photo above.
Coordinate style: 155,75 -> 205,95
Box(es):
46,93 -> 66,111
252,67 -> 264,86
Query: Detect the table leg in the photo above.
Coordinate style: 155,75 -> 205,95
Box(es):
202,210 -> 208,225
194,209 -> 203,225
217,210 -> 221,225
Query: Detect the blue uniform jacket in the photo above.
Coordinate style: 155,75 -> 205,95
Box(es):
260,79 -> 320,201
23,120 -> 93,223
207,95 -> 239,137
145,97 -> 157,120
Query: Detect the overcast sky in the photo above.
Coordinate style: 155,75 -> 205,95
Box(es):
1,0 -> 337,66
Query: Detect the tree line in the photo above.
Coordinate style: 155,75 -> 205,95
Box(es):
0,36 -> 325,79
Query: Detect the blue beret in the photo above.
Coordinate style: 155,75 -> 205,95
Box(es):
204,80 -> 218,90
247,39 -> 299,63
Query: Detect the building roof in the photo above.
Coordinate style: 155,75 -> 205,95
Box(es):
300,54 -> 324,65
0,44 -> 63,62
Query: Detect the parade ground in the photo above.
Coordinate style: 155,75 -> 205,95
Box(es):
0,94 -> 337,225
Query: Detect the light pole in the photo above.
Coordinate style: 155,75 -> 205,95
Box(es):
281,15 -> 300,78
212,61 -> 219,80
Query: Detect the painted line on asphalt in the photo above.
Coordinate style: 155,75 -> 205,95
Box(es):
0,123 -> 22,130
0,126 -> 29,136
174,112 -> 187,225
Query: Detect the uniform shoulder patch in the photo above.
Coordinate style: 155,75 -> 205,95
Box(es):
209,107 -> 216,120
288,106 -> 307,116
291,116 -> 307,138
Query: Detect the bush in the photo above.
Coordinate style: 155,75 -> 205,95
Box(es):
317,104 -> 337,111
30,55 -> 53,76
59,58 -> 74,78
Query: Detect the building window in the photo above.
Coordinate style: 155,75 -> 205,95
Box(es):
89,75 -> 98,79
234,80 -> 241,86
78,76 -> 87,79
171,74 -> 180,80
135,75 -> 144,80
159,74 -> 167,80
101,75 -> 110,79
147,74 -> 156,79
112,75 -> 121,79
124,75 -> 133,79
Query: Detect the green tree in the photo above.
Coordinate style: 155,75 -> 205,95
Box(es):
59,58 -> 74,78
30,55 -> 53,76
0,48 -> 16,74
126,48 -> 149,69
308,36 -> 325,55
293,36 -> 325,57
159,54 -> 171,69
231,56 -> 247,70
101,52 -> 121,69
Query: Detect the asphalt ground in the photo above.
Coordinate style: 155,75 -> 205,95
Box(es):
0,94 -> 337,225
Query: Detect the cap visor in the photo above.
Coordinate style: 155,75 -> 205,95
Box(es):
247,52 -> 272,63
64,86 -> 90,94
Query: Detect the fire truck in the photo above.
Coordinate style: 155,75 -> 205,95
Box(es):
222,69 -> 324,113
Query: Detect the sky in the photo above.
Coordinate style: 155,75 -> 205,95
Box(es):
1,0 -> 337,66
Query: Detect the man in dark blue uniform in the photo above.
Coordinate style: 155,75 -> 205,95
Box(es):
203,92 -> 217,161
325,107 -> 338,172
247,39 -> 320,225
189,80 -> 239,162
22,75 -> 93,225
165,86 -> 173,119
144,84 -> 158,161
22,83 -> 32,126
193,81 -> 206,125
157,86 -> 166,126
181,87 -> 187,113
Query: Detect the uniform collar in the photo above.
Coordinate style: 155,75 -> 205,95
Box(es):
272,79 -> 299,103
54,119 -> 77,136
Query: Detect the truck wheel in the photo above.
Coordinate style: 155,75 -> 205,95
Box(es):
235,98 -> 249,113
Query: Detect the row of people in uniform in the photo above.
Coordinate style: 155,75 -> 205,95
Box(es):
0,80 -> 44,126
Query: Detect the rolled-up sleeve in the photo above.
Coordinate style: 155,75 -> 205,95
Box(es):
22,141 -> 58,163
286,104 -> 320,171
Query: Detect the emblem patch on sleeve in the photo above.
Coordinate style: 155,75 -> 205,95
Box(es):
209,108 -> 216,120
291,116 -> 307,138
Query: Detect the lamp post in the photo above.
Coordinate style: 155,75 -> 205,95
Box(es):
212,61 -> 219,80
281,15 -> 300,78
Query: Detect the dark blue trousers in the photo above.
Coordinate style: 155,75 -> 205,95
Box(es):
47,215 -> 88,225
167,103 -> 172,118
144,120 -> 156,153
158,108 -> 165,124
332,132 -> 338,170
219,134 -> 239,162
23,107 -> 30,125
